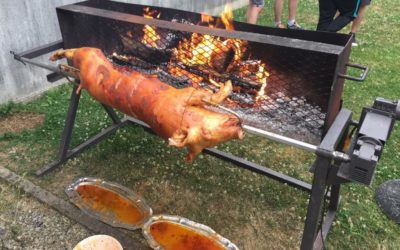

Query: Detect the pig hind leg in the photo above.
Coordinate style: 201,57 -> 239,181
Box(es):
49,49 -> 77,61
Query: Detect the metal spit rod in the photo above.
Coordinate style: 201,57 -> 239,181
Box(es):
243,124 -> 318,153
10,51 -> 79,79
243,124 -> 351,162
206,100 -> 318,153
208,102 -> 350,162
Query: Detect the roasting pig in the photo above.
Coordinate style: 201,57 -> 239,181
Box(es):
50,48 -> 244,162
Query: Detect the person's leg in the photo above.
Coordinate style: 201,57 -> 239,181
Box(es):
247,0 -> 264,24
274,0 -> 285,28
351,3 -> 368,33
288,0 -> 298,22
287,0 -> 303,29
326,0 -> 359,32
317,0 -> 337,31
350,1 -> 369,46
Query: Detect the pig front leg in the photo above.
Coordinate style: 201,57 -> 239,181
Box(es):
187,81 -> 233,107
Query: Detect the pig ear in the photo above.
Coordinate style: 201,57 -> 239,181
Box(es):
168,129 -> 188,148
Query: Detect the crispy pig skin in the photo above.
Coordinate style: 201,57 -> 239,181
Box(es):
50,48 -> 244,161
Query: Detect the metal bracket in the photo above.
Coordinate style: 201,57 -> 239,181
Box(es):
338,63 -> 369,82
10,51 -> 26,65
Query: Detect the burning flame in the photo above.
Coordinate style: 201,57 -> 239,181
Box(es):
168,64 -> 204,87
254,64 -> 270,101
220,3 -> 234,31
132,4 -> 270,103
201,13 -> 214,25
142,7 -> 161,48
173,5 -> 246,68
169,3 -> 269,101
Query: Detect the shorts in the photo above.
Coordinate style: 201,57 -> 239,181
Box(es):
360,0 -> 371,6
250,0 -> 265,7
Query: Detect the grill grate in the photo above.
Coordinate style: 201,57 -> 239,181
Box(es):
109,13 -> 327,144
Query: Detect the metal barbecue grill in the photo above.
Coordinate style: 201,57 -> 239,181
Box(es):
11,0 -> 400,249
56,0 -> 354,144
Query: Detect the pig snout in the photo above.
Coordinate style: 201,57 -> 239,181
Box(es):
221,117 -> 244,140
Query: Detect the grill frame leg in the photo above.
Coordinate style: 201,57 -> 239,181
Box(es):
36,84 -> 125,176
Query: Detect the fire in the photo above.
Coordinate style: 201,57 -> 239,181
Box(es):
172,7 -> 246,69
174,33 -> 219,65
168,64 -> 204,87
255,64 -> 269,101
142,7 -> 161,48
133,4 -> 270,103
201,13 -> 214,24
220,2 -> 234,31
169,4 -> 269,102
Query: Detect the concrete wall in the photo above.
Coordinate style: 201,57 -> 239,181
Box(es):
0,0 -> 247,104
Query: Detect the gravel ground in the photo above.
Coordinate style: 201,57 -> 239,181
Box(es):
0,181 -> 92,250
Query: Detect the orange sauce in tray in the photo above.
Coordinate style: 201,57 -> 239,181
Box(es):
149,220 -> 227,250
75,184 -> 145,225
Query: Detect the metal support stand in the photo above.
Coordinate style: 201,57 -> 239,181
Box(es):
300,109 -> 352,250
302,157 -> 332,250
36,84 -> 128,176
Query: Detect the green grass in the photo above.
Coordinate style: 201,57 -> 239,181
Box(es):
234,0 -> 400,248
1,0 -> 400,248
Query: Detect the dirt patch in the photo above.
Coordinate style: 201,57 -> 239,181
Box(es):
0,112 -> 44,135
0,180 -> 91,250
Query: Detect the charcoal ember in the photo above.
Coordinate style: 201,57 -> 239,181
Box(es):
164,32 -> 184,49
233,92 -> 326,143
229,92 -> 255,106
311,108 -> 321,114
234,60 -> 260,73
230,61 -> 265,89
276,92 -> 285,98
224,75 -> 259,90
157,70 -> 191,89
284,97 -> 291,102
308,121 -> 319,128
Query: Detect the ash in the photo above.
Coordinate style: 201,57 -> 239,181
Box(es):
221,92 -> 324,144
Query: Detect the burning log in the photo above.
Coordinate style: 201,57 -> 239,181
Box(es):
110,53 -> 191,88
171,61 -> 263,90
120,34 -> 172,64
50,48 -> 244,162
119,8 -> 192,64
111,52 -> 156,71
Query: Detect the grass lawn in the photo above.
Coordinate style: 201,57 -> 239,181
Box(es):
0,0 -> 399,249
